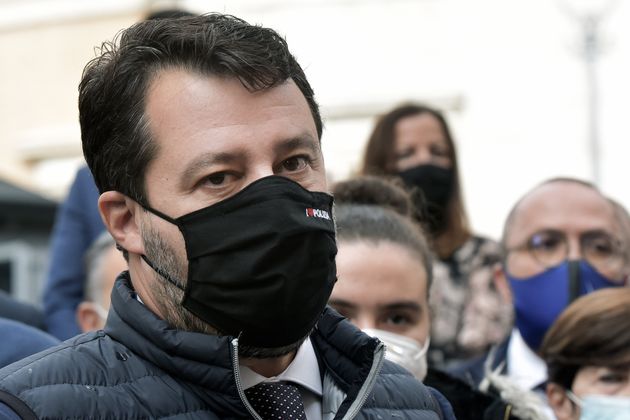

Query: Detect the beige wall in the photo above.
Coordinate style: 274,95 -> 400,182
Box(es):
0,9 -> 144,196
1,0 -> 629,240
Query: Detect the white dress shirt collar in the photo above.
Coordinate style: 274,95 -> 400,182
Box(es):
239,337 -> 322,396
506,328 -> 548,390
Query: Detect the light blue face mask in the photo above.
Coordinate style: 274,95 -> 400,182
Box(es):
568,391 -> 630,420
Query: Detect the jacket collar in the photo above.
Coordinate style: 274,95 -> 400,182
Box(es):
105,273 -> 239,393
105,273 -> 379,411
311,307 -> 381,392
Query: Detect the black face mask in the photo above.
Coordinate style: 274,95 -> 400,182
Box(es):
141,176 -> 337,349
398,164 -> 454,234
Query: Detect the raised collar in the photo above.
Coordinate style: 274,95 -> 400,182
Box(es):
105,273 -> 380,409
105,273 -> 237,391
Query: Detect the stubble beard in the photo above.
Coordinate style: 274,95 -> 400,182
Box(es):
141,219 -> 215,335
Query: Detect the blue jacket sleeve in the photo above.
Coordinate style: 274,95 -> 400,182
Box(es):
0,402 -> 21,420
0,318 -> 59,369
427,386 -> 457,420
42,167 -> 105,340
0,291 -> 45,331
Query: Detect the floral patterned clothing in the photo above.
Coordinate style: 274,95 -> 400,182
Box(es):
428,235 -> 513,369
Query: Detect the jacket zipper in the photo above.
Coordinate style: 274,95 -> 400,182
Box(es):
231,338 -> 262,420
340,341 -> 386,420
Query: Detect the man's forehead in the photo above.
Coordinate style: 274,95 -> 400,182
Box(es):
144,68 -> 317,151
506,181 -> 614,242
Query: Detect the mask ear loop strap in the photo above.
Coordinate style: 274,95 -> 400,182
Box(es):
129,203 -> 186,291
141,204 -> 179,225
141,254 -> 186,291
566,390 -> 583,407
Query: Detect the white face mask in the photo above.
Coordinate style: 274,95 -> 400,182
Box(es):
567,390 -> 630,420
362,328 -> 429,381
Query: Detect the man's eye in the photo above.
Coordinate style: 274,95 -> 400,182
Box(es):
282,156 -> 309,172
205,173 -> 227,186
586,236 -> 617,257
530,232 -> 563,252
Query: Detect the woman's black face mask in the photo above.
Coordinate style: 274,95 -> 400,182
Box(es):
141,175 -> 337,348
398,164 -> 454,234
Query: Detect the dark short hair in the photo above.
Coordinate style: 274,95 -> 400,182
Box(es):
79,13 -> 322,205
540,287 -> 630,389
360,103 -> 469,248
333,176 -> 434,291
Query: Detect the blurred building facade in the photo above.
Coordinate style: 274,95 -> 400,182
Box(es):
1,0 -> 629,241
0,179 -> 56,304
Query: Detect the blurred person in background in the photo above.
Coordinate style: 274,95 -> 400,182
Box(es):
42,8 -> 195,340
330,176 -> 525,420
0,318 -> 58,369
453,178 -> 629,415
540,287 -> 630,420
361,103 -> 511,367
0,290 -> 46,331
76,231 -> 126,333
608,197 -> 630,273
42,166 -> 104,339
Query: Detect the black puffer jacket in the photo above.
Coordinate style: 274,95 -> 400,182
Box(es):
0,273 -> 447,419
426,368 -> 522,420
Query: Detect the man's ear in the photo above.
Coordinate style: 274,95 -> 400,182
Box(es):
493,263 -> 513,304
98,191 -> 144,255
76,302 -> 105,333
546,383 -> 577,420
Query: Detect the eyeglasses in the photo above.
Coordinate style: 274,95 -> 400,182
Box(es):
506,229 -> 626,276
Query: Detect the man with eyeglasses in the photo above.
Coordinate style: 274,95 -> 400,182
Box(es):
452,177 -> 629,399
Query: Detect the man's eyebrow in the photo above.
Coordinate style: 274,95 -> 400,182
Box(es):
181,151 -> 239,186
582,228 -> 617,236
273,135 -> 321,156
179,135 -> 319,186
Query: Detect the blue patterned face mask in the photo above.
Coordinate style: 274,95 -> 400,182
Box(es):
568,391 -> 630,420
506,260 -> 622,351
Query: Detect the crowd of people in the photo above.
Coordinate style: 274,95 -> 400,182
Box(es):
0,10 -> 628,420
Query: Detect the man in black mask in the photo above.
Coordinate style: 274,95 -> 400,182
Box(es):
0,14 -> 450,420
